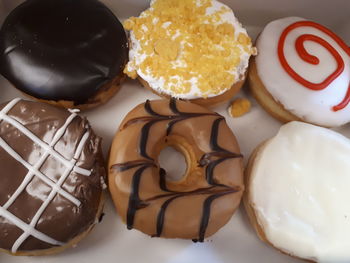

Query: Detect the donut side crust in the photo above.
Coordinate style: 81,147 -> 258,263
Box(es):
248,57 -> 303,123
138,74 -> 245,108
20,73 -> 125,111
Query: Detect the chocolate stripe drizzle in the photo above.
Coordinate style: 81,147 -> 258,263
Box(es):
152,186 -> 240,238
111,160 -> 156,172
122,99 -> 218,160
159,168 -> 173,192
197,190 -> 235,242
126,165 -> 151,230
155,195 -> 181,237
199,117 -> 243,186
112,99 -> 242,241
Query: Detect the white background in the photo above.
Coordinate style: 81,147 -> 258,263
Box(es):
0,0 -> 350,262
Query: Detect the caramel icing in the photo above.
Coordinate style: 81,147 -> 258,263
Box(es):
0,99 -> 105,253
108,99 -> 244,240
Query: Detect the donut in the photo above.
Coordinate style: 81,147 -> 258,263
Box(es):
249,17 -> 350,127
244,121 -> 350,262
108,99 -> 244,241
0,98 -> 106,256
0,0 -> 128,110
123,0 -> 256,107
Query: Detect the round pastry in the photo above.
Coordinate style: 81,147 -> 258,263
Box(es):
244,121 -> 350,262
249,17 -> 350,127
0,0 -> 128,110
123,0 -> 255,107
0,98 -> 106,256
108,99 -> 244,241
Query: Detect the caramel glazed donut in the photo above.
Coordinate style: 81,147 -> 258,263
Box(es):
0,99 -> 106,256
108,99 -> 244,241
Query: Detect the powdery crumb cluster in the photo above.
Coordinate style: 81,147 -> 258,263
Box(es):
124,0 -> 255,99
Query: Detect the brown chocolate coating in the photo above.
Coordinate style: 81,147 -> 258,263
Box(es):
0,0 -> 128,106
108,99 -> 244,241
0,99 -> 106,253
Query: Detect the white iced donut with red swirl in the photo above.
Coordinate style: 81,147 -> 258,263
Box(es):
249,17 -> 350,127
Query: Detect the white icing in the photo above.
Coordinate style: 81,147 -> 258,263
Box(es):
250,121 -> 350,262
100,176 -> 107,190
25,181 -> 51,202
0,136 -> 81,206
68,108 -> 80,113
255,17 -> 350,127
0,98 -> 93,253
12,131 -> 90,252
127,0 -> 253,99
0,106 -> 91,176
3,111 -> 79,209
0,207 -> 64,248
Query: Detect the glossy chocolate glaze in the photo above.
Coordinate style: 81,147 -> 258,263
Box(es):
0,99 -> 105,252
0,0 -> 128,105
109,99 -> 244,241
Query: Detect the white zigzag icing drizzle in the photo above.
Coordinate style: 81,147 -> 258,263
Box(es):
0,98 -> 92,253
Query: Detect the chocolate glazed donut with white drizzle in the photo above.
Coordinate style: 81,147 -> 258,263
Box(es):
108,99 -> 244,241
0,99 -> 106,256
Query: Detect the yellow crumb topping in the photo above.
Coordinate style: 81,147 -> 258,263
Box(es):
124,0 -> 254,98
229,98 -> 251,117
154,39 -> 179,60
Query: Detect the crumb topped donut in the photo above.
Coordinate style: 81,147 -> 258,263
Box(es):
249,17 -> 350,127
0,99 -> 106,256
124,0 -> 255,106
0,0 -> 128,110
245,121 -> 350,262
108,99 -> 244,241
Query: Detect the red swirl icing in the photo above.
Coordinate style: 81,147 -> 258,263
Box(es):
278,21 -> 350,112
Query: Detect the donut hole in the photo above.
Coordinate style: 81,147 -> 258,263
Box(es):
158,146 -> 187,182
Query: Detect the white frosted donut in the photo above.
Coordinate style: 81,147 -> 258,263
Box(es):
255,17 -> 350,127
246,121 -> 350,262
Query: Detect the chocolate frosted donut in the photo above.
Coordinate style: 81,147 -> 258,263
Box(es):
0,98 -> 106,256
0,0 -> 128,109
108,99 -> 244,241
